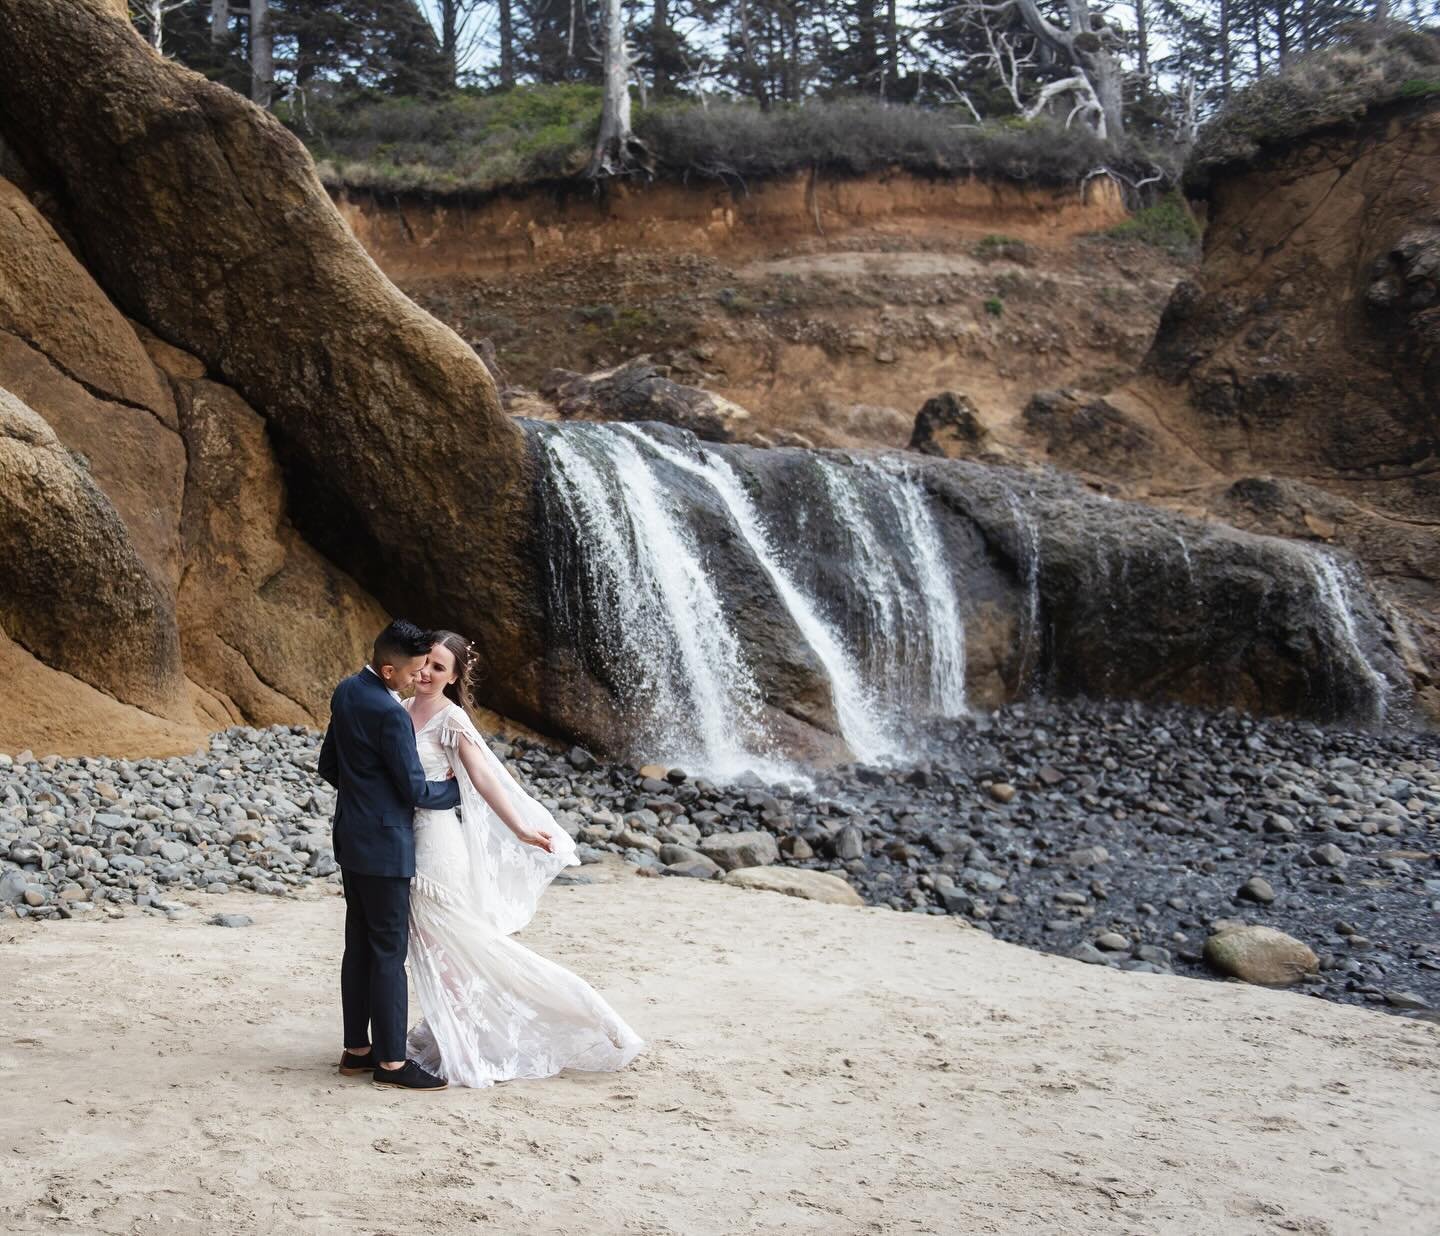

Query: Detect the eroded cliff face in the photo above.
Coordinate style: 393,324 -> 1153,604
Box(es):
0,171 -> 387,754
1147,99 -> 1440,503
1013,97 -> 1440,721
340,176 -> 1183,455
334,172 -> 1131,279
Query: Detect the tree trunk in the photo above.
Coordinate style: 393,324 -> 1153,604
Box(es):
1135,0 -> 1148,81
736,0 -> 766,107
653,0 -> 670,96
588,0 -> 634,175
144,0 -> 164,51
211,0 -> 228,47
499,0 -> 515,87
1013,0 -> 1125,138
885,0 -> 898,99
1086,58 -> 1125,139
855,0 -> 876,94
1219,0 -> 1231,100
250,0 -> 272,106
440,0 -> 459,88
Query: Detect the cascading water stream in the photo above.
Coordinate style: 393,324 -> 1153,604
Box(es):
998,483 -> 1042,688
537,425 -> 794,782
862,457 -> 969,717
536,424 -> 975,779
813,459 -> 915,700
619,426 -> 901,763
535,422 -> 1403,777
1294,545 -> 1392,725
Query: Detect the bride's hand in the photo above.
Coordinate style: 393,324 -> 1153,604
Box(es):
516,827 -> 554,853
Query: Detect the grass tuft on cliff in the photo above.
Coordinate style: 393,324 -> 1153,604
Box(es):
288,84 -> 602,192
288,86 -> 1168,196
1188,25 -> 1440,191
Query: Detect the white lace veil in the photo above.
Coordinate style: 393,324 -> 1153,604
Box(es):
435,706 -> 580,936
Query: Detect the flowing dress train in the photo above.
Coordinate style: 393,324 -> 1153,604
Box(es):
404,702 -> 643,1087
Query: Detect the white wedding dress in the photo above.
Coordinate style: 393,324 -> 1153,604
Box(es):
403,700 -> 644,1087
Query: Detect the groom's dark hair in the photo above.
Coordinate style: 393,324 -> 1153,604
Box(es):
372,619 -> 431,668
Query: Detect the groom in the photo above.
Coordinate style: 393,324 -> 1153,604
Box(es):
317,619 -> 461,1092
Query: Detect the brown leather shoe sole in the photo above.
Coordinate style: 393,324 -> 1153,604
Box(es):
338,1064 -> 373,1076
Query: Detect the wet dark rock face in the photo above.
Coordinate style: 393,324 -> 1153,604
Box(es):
530,420 -> 1415,764
917,460 -> 1410,725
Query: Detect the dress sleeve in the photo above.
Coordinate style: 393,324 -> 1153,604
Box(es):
436,703 -> 484,751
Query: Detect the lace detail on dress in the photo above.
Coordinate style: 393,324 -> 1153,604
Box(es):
411,870 -> 460,908
405,701 -> 643,1088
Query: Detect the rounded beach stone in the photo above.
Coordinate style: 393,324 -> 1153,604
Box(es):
1204,925 -> 1318,986
723,866 -> 864,906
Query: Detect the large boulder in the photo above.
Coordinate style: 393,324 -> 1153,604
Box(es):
0,177 -> 173,418
543,358 -> 751,442
176,377 -> 388,725
909,391 -> 989,459
0,162 -> 379,737
0,176 -> 184,589
699,831 -> 781,871
0,385 -> 186,719
0,0 -> 543,727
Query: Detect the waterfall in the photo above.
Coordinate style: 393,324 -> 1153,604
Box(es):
999,483 -> 1042,688
535,424 -> 973,778
1295,546 -> 1392,725
820,456 -> 969,719
813,460 -> 915,701
537,425 -> 794,782
865,458 -> 969,716
618,427 -> 901,763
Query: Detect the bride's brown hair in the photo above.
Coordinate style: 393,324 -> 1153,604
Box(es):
429,629 -> 479,711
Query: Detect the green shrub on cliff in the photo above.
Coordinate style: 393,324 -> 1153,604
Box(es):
1188,26 -> 1440,192
633,100 -> 1162,188
1104,192 -> 1202,255
291,85 -> 1168,196
289,84 -> 602,192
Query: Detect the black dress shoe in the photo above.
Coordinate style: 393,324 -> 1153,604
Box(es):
372,1060 -> 449,1091
338,1049 -> 376,1076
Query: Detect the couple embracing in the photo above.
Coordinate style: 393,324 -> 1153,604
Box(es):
318,620 -> 643,1092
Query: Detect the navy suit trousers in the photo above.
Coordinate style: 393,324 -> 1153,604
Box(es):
340,869 -> 411,1062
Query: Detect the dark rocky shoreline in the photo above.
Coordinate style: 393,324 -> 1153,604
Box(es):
3,699 -> 1436,1015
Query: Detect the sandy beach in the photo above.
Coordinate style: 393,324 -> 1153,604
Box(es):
2,861 -> 1437,1236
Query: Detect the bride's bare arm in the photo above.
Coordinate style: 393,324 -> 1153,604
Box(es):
455,735 -> 555,852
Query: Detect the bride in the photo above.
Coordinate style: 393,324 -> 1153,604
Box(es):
401,629 -> 644,1088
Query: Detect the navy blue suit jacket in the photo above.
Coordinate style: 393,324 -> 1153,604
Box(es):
317,668 -> 462,878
